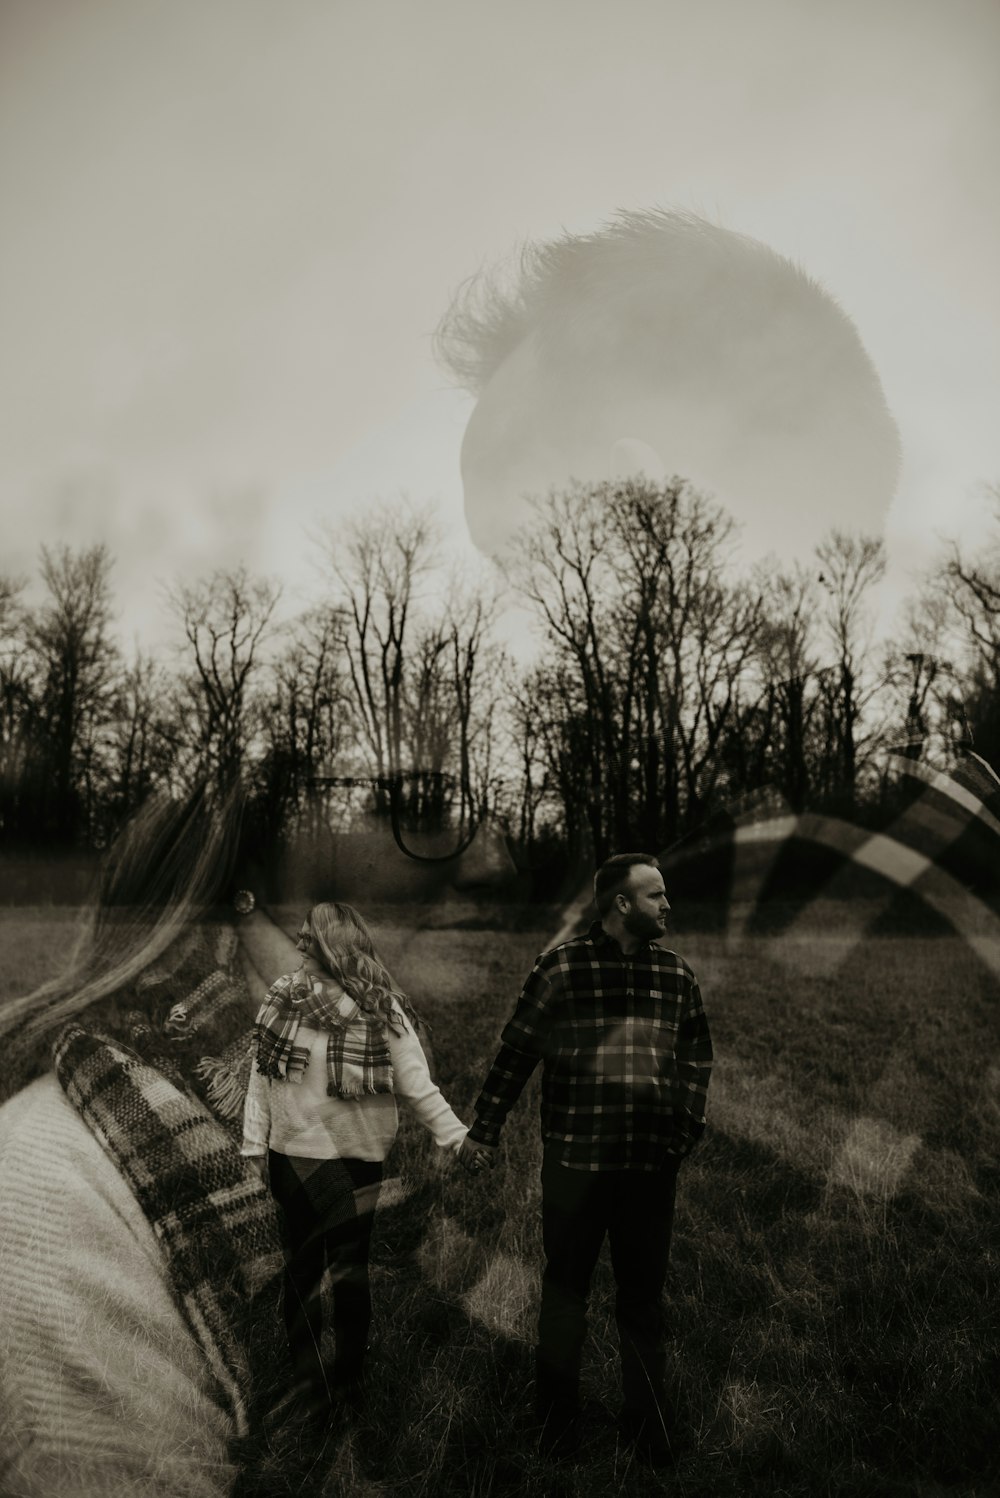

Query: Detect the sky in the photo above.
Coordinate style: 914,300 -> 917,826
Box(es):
1,0 -> 999,654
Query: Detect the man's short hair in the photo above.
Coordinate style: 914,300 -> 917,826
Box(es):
593,852 -> 660,917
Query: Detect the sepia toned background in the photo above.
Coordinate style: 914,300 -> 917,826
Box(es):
1,5 -> 999,1496
1,0 -> 998,647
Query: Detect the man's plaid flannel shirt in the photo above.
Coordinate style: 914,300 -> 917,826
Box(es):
468,921 -> 713,1171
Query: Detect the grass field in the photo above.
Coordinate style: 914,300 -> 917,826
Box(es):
2,901 -> 998,1496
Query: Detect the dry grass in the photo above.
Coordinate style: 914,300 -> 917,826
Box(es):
2,903 -> 998,1496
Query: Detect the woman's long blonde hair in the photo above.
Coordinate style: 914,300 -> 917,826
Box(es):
0,784 -> 244,1097
304,902 -> 420,1036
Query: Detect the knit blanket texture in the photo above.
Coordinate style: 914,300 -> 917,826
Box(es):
51,924 -> 315,1490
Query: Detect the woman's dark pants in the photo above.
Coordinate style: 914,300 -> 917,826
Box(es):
537,1152 -> 680,1428
268,1151 -> 383,1415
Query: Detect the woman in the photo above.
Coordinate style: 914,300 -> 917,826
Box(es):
241,902 -> 469,1422
0,787 -> 444,1497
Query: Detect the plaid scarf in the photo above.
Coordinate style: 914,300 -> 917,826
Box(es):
52,925 -> 318,1490
252,969 -> 394,1099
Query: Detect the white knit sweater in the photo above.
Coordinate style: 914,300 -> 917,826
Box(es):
241,1008 -> 468,1161
0,1074 -> 235,1498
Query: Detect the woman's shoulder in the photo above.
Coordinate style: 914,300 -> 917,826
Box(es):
383,1004 -> 426,1053
264,971 -> 299,999
0,1073 -> 144,1213
0,1079 -> 235,1494
266,969 -> 346,1000
0,1072 -> 90,1155
0,1072 -> 166,1279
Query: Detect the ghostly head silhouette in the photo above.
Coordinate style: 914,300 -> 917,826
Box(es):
436,209 -> 900,561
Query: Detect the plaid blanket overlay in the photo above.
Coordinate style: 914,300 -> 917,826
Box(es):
51,926 -> 293,1447
545,750 -> 1000,1000
54,1022 -> 288,1438
663,749 -> 1000,982
252,972 -> 394,1099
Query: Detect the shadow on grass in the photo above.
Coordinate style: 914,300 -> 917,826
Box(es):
340,1116 -> 1000,1497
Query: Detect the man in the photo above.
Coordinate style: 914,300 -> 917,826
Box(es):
460,853 -> 713,1466
436,208 -> 899,564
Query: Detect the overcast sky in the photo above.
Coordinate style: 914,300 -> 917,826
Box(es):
1,0 -> 998,651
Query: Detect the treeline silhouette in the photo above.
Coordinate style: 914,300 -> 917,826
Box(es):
2,479 -> 998,896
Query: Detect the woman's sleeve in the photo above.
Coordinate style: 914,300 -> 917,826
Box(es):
0,1077 -> 235,1498
388,1015 -> 468,1152
240,1054 -> 271,1158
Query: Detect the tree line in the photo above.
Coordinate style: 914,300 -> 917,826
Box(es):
2,479 -> 998,888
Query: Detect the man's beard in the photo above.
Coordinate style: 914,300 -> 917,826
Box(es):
623,906 -> 666,941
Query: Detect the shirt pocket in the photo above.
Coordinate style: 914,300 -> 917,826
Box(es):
645,987 -> 682,1028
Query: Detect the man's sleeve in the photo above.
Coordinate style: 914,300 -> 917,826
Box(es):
673,973 -> 713,1154
466,957 -> 557,1148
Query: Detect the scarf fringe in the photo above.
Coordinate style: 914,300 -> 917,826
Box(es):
196,1053 -> 252,1121
326,1079 -> 394,1099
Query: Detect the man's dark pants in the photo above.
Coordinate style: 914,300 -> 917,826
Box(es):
537,1149 -> 680,1427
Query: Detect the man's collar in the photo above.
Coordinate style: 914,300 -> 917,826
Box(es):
588,920 -> 661,956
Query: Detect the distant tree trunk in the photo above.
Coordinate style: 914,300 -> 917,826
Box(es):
0,575 -> 38,845
816,530 -> 887,803
30,544 -> 120,847
929,489 -> 1000,769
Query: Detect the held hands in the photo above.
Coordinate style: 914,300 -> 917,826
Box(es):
457,1137 -> 498,1177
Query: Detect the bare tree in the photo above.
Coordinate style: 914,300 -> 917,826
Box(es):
253,606 -> 349,846
508,478 -> 765,857
925,483 -> 1000,766
323,503 -> 437,806
101,652 -> 179,834
515,660 -> 604,861
814,529 -> 887,799
0,576 -> 24,637
0,575 -> 37,844
167,565 -> 281,791
30,545 -> 120,845
445,584 -> 503,833
636,486 -> 764,837
751,565 -> 825,810
319,502 -> 503,843
505,483 -> 618,855
874,586 -> 960,775
504,663 -> 556,854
